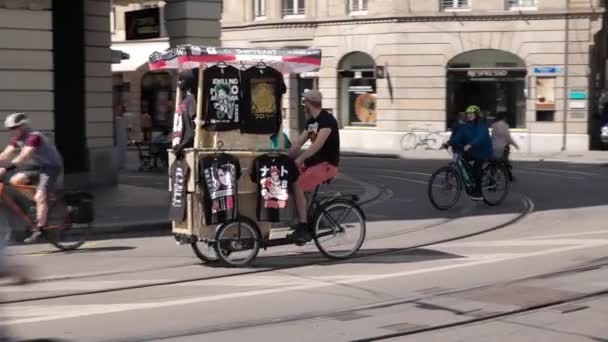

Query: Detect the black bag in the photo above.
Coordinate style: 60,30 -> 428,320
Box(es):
64,191 -> 94,224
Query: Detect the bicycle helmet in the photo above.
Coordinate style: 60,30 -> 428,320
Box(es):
465,105 -> 480,115
4,112 -> 29,129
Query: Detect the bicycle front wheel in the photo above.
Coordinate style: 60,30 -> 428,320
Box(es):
214,218 -> 260,267
313,200 -> 366,260
428,166 -> 462,210
400,133 -> 417,150
191,242 -> 219,263
45,199 -> 88,251
482,163 -> 510,206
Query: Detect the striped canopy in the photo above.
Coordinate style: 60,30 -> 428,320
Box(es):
148,45 -> 322,74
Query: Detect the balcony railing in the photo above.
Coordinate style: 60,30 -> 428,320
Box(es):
283,7 -> 305,16
507,0 -> 537,8
441,0 -> 471,10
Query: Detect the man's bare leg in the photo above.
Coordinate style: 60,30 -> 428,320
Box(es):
293,183 -> 307,224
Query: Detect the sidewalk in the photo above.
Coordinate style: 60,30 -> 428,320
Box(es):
89,150 -> 379,237
342,148 -> 608,164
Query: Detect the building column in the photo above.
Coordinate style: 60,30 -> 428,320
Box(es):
164,0 -> 222,47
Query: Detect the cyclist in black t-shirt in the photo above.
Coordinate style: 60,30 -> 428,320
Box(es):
288,90 -> 340,243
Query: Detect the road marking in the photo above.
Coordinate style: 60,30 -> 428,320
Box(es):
376,174 -> 428,186
519,167 -> 596,176
523,230 -> 608,240
516,169 -> 582,180
5,238 -> 608,325
358,168 -> 432,177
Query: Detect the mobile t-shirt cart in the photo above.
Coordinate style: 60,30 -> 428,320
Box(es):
149,46 -> 366,267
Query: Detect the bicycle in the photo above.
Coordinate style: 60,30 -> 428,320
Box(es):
191,179 -> 367,267
0,180 -> 93,251
400,128 -> 444,151
427,147 -> 510,210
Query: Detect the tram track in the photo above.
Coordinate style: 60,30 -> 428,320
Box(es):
103,259 -> 608,342
0,192 -> 533,305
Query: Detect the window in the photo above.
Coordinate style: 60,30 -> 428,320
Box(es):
349,0 -> 368,13
441,0 -> 471,10
254,0 -> 267,18
283,0 -> 305,17
507,0 -> 537,9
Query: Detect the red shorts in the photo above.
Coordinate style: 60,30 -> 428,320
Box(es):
297,162 -> 338,192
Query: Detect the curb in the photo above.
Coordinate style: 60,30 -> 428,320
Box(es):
342,151 -> 400,159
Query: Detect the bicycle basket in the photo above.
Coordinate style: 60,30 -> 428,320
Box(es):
64,191 -> 94,224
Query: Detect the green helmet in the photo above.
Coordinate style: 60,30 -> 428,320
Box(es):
465,105 -> 480,115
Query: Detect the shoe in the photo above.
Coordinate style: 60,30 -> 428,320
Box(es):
287,223 -> 313,244
24,229 -> 43,244
470,193 -> 483,201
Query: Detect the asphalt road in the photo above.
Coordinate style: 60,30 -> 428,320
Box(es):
3,156 -> 608,342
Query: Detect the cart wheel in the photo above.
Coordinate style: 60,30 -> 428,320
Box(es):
214,218 -> 260,267
191,242 -> 219,263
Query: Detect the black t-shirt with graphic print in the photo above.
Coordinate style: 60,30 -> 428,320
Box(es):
250,154 -> 299,222
169,157 -> 190,222
304,110 -> 340,167
241,66 -> 286,134
198,153 -> 242,225
203,65 -> 242,131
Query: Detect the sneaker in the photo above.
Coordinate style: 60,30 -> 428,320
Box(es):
470,193 -> 483,201
24,229 -> 43,244
287,223 -> 313,244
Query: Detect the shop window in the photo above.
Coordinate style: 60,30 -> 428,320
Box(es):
535,77 -> 556,111
441,0 -> 471,11
141,72 -> 174,130
283,0 -> 305,17
536,111 -> 555,122
338,51 -> 377,127
349,0 -> 368,13
254,0 -> 267,18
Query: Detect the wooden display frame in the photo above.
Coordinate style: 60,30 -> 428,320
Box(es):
151,45 -> 321,241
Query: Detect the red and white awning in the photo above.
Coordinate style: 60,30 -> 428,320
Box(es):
148,45 -> 321,74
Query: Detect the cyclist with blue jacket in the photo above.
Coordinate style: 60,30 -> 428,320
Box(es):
444,105 -> 493,200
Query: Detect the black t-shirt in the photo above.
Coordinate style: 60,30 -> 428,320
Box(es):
203,65 -> 242,131
250,154 -> 299,222
198,153 -> 242,225
304,110 -> 340,167
241,66 -> 286,134
169,157 -> 190,222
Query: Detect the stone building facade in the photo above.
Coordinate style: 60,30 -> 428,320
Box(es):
0,0 -> 221,187
222,0 -> 604,153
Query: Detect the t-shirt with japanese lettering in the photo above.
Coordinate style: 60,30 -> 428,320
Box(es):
250,154 -> 299,222
203,65 -> 242,131
241,66 -> 286,134
198,153 -> 242,225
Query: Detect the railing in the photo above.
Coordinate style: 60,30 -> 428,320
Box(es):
441,0 -> 472,10
507,0 -> 537,8
283,7 -> 305,16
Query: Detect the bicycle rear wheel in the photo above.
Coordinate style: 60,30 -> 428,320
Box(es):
424,132 -> 443,150
482,163 -> 510,206
313,200 -> 366,260
428,166 -> 462,210
44,199 -> 88,251
400,133 -> 417,150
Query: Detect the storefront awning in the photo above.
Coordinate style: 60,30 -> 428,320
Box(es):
112,39 -> 171,73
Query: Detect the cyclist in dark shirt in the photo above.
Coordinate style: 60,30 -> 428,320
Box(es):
0,113 -> 64,243
288,90 -> 340,242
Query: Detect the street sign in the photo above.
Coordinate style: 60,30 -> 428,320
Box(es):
569,90 -> 587,100
569,100 -> 586,109
532,66 -> 564,75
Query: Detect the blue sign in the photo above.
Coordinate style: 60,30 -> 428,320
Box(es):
569,91 -> 587,100
533,66 -> 564,75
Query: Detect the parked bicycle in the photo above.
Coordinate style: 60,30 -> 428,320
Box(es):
400,127 -> 444,151
427,147 -> 510,210
0,180 -> 93,250
190,179 -> 367,267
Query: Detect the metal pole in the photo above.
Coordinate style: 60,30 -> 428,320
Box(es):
194,65 -> 204,148
562,0 -> 570,151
